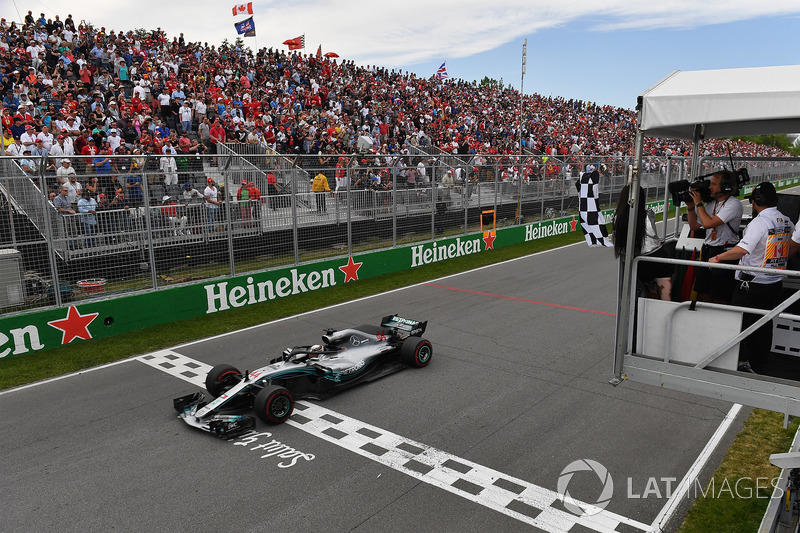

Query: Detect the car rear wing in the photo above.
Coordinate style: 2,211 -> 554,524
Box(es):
380,315 -> 427,337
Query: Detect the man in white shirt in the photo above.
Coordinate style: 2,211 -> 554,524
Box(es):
48,135 -> 74,166
204,177 -> 221,230
710,182 -> 793,373
687,170 -> 744,303
20,125 -> 37,148
56,158 -> 77,185
160,153 -> 178,186
36,125 -> 54,151
106,128 -> 122,152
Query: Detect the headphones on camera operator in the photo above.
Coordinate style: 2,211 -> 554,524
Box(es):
718,169 -> 738,197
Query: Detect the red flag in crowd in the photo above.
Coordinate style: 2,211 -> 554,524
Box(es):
316,45 -> 322,58
232,2 -> 253,16
283,35 -> 305,50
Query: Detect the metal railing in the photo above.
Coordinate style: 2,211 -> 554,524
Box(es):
1,153 -> 798,316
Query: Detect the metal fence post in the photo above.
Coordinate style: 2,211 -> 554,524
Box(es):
221,154 -> 235,277
493,158 -> 499,217
662,156 -> 673,242
392,156 -> 397,247
517,156 -> 524,224
38,167 -> 62,307
141,155 -> 158,290
346,157 -> 353,257
290,156 -> 299,265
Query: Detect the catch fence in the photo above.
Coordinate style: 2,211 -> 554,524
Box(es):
0,152 -> 797,315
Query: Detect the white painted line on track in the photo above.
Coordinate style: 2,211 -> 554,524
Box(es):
0,357 -> 133,397
139,349 -> 650,533
649,402 -> 743,532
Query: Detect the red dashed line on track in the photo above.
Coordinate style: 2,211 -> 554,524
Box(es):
424,283 -> 616,317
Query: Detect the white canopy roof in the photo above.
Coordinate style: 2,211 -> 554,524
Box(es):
638,65 -> 800,140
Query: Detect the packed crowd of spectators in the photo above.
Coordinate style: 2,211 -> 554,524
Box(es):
0,11 -> 791,203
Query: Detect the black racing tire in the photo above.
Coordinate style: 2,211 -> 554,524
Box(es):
253,385 -> 295,425
205,364 -> 243,398
400,337 -> 433,368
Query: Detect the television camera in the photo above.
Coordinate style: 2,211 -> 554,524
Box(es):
667,167 -> 750,207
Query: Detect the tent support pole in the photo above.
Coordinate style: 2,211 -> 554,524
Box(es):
612,127 -> 644,384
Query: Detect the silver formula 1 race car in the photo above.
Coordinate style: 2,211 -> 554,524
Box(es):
173,315 -> 432,437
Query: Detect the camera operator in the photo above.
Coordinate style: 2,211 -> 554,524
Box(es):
709,182 -> 793,373
686,170 -> 743,303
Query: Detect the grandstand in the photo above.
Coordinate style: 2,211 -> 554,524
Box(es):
0,15 -> 793,311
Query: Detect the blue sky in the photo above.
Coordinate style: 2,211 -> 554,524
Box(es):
424,15 -> 800,109
17,2 -> 800,110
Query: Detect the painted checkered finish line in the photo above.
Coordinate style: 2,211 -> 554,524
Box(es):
138,350 -> 649,533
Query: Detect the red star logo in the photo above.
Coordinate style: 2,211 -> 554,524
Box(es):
569,217 -> 578,231
483,230 -> 496,250
339,256 -> 363,283
47,305 -> 99,345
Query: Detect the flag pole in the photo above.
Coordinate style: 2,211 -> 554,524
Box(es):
516,39 -> 527,223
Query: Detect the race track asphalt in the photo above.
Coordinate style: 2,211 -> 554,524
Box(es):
0,241 -> 742,533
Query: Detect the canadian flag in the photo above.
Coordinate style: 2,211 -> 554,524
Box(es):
232,2 -> 253,16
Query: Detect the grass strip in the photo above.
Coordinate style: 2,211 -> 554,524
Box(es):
679,409 -> 799,532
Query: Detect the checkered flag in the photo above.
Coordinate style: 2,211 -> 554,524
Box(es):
577,169 -> 612,247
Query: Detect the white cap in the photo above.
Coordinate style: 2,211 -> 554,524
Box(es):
162,195 -> 170,202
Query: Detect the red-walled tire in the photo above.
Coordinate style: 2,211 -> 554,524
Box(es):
400,337 -> 433,368
253,385 -> 294,424
205,364 -> 243,398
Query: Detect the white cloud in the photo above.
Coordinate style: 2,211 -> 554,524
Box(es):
22,1 -> 800,69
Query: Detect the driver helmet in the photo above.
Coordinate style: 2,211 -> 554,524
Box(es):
310,344 -> 323,353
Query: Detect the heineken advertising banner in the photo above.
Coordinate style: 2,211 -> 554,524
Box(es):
2,205 -> 663,360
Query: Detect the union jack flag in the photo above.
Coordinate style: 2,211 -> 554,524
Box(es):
436,62 -> 448,80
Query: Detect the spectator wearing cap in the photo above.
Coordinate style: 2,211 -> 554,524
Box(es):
64,173 -> 82,205
56,158 -> 76,186
19,148 -> 36,174
106,100 -> 120,121
36,125 -> 54,151
106,128 -> 121,152
179,100 -> 193,134
161,195 -> 188,235
80,138 -> 98,176
49,134 -> 74,167
8,116 -> 25,139
182,181 -> 202,203
30,137 -> 47,158
5,136 -> 23,156
20,124 -> 37,148
63,115 -> 80,136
